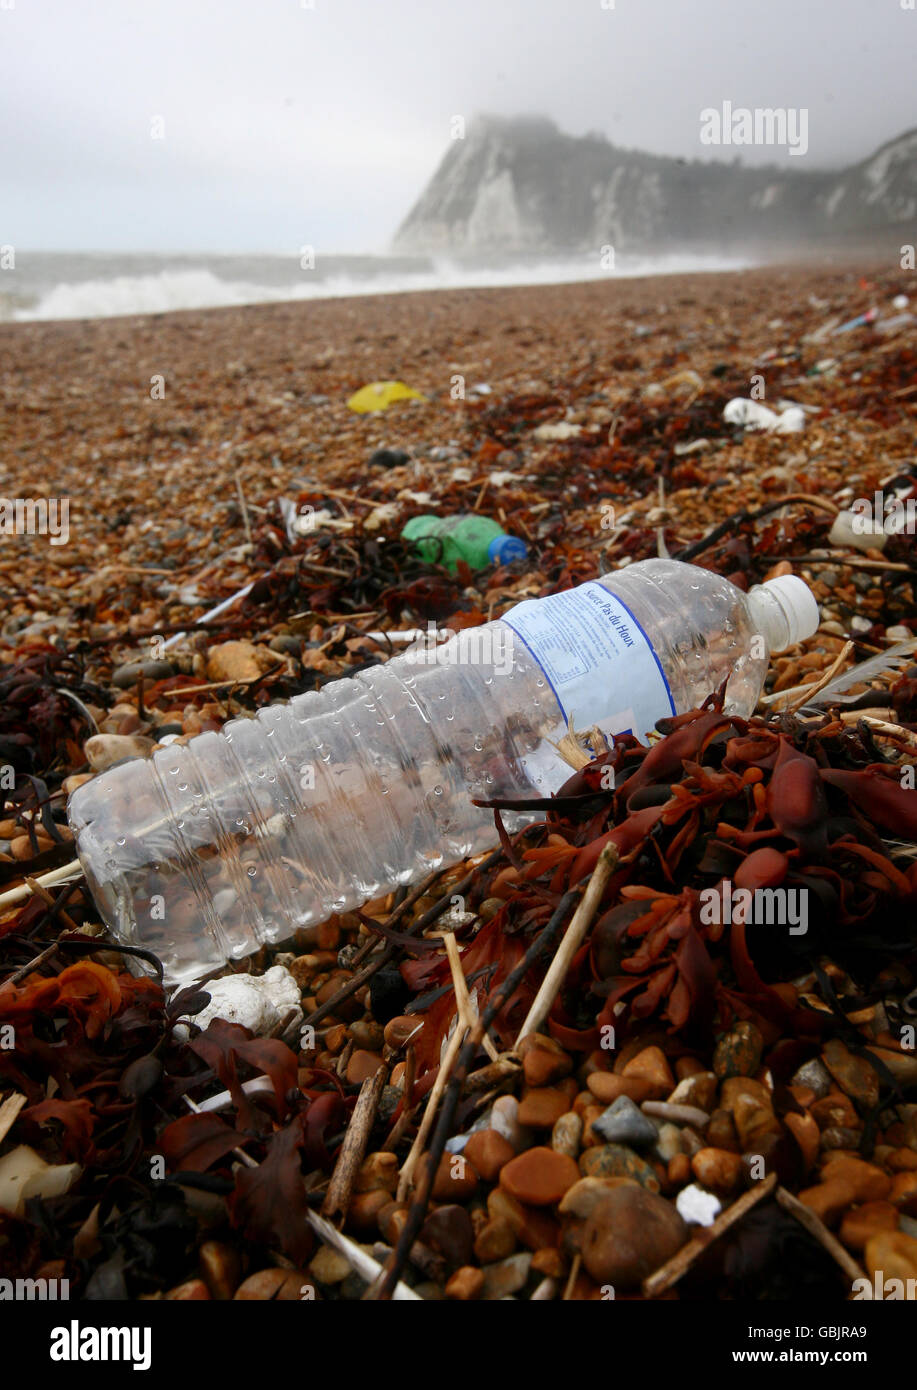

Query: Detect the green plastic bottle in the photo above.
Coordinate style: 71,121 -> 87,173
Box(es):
401,514 -> 529,571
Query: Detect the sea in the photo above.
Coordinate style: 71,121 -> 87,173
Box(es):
1,250 -> 754,323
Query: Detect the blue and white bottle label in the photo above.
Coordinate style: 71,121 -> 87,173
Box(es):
502,580 -> 675,742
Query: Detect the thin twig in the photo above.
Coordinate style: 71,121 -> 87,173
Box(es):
301,847 -> 505,1030
0,860 -> 83,913
775,1185 -> 866,1286
2,941 -> 60,988
234,469 -> 254,547
396,1016 -> 468,1203
350,870 -> 442,969
181,1093 -> 419,1298
444,931 -> 499,1063
382,1045 -> 419,1153
642,1173 -> 778,1297
515,842 -> 618,1046
164,665 -> 285,699
322,1064 -> 389,1223
22,876 -> 81,933
777,641 -> 855,715
759,553 -> 916,576
368,885 -> 582,1300
674,495 -> 839,564
562,1252 -> 582,1301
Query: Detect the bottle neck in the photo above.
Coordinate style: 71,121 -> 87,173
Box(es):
745,585 -> 793,654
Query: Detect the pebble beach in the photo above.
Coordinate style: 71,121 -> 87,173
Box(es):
2,258 -> 917,1306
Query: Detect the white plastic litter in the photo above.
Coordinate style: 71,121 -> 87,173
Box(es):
193,1076 -> 275,1113
723,398 -> 806,434
279,499 -> 351,542
534,421 -> 582,441
0,1145 -> 82,1216
828,509 -> 889,553
175,964 -> 302,1038
676,1183 -> 722,1227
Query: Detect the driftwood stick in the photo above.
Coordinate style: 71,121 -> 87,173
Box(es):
444,931 -> 499,1062
21,876 -> 81,932
349,870 -> 441,968
562,1252 -> 582,1301
776,1185 -> 866,1285
776,641 -> 854,714
396,1019 -> 467,1202
642,1172 -> 778,1297
463,1054 -> 522,1094
2,941 -> 60,989
382,1044 -> 419,1153
515,842 -> 618,1046
322,1063 -> 389,1222
674,495 -> 839,563
0,860 -> 83,913
183,1096 -> 417,1298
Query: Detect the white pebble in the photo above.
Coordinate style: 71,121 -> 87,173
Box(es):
676,1183 -> 722,1227
828,510 -> 888,553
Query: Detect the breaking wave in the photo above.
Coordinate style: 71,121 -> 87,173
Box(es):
14,252 -> 754,323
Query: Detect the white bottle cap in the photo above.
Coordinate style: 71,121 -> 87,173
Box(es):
759,575 -> 820,650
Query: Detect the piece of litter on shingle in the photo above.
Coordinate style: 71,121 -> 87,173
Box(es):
676,1183 -> 722,1227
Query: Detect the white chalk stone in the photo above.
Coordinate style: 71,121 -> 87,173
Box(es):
176,964 -> 302,1037
828,510 -> 888,553
676,1183 -> 722,1227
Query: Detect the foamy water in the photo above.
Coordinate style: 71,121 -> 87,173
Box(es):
3,250 -> 754,323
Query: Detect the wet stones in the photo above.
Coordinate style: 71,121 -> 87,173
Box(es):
580,1185 -> 688,1290
517,1032 -> 574,1088
84,732 -> 155,771
551,1112 -> 583,1158
590,1095 -> 658,1148
464,1129 -> 515,1183
111,659 -> 175,688
499,1147 -> 580,1206
517,1087 -> 571,1129
821,1039 -> 881,1109
579,1143 -> 661,1191
713,1022 -> 764,1079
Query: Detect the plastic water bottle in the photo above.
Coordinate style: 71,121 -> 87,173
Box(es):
68,559 -> 818,985
401,514 -> 528,570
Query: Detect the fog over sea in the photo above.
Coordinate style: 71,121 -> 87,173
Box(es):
3,249 -> 755,323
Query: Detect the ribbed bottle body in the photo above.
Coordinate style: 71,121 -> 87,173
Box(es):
69,560 -> 771,985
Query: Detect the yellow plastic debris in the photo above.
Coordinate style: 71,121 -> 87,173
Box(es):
347,380 -> 427,414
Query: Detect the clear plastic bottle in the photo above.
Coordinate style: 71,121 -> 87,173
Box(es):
68,559 -> 819,985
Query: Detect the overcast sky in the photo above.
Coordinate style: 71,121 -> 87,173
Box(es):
2,0 -> 914,253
